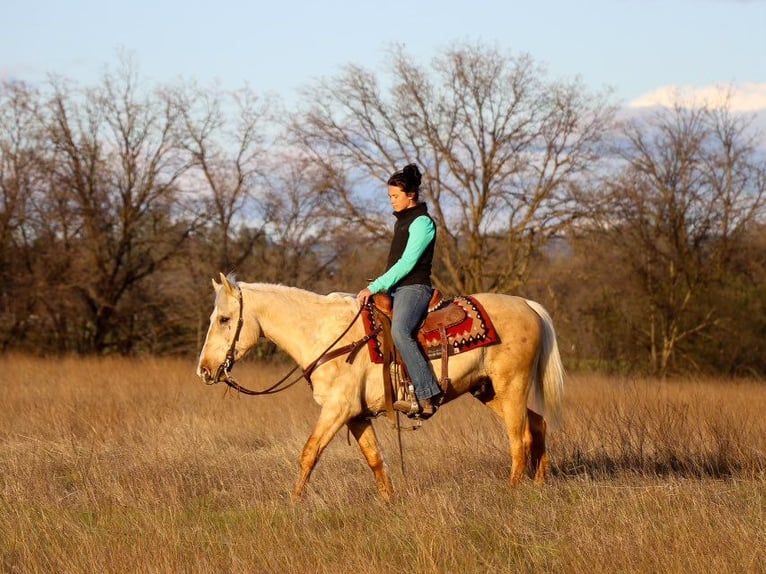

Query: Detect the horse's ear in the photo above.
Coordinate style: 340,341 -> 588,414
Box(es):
211,277 -> 221,291
219,272 -> 235,296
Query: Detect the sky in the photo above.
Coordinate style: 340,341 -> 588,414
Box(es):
2,0 -> 766,112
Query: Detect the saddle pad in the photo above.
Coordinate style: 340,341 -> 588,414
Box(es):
361,295 -> 500,364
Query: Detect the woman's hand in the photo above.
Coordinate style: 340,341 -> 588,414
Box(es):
356,288 -> 372,306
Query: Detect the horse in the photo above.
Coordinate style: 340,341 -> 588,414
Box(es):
196,274 -> 565,500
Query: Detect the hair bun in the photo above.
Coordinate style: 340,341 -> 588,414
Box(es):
402,163 -> 422,187
387,163 -> 423,194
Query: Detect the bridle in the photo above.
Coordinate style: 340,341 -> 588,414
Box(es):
208,283 -> 377,396
212,284 -> 246,386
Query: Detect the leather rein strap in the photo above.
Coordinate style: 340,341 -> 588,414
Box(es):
303,303 -> 379,384
211,285 -> 372,395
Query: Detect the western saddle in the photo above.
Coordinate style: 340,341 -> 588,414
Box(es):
370,289 -> 467,420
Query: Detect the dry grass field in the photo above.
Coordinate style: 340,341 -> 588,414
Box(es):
1,354 -> 765,573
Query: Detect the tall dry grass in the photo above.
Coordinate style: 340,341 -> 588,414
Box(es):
0,354 -> 764,573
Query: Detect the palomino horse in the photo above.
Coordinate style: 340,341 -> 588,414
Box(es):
196,274 -> 564,500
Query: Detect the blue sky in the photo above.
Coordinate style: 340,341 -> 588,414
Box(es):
3,0 -> 766,110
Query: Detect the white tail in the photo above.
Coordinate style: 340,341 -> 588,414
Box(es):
524,299 -> 565,429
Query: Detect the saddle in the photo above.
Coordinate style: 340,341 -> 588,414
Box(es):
370,290 -> 467,420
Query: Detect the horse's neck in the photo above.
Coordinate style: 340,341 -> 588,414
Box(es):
242,284 -> 350,367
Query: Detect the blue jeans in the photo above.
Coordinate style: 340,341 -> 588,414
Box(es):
391,284 -> 441,401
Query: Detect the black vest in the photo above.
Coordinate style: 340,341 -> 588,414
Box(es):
386,203 -> 435,289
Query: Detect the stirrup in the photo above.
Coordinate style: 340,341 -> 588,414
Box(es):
393,398 -> 420,416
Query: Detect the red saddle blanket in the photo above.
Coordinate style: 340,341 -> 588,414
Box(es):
361,295 -> 500,364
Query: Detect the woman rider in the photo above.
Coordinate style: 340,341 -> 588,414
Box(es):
356,164 -> 442,418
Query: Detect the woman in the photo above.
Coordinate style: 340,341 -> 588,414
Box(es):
356,164 -> 442,418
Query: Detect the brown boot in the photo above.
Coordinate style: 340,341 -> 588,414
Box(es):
419,398 -> 438,419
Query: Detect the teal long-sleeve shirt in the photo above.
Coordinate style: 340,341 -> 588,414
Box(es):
367,215 -> 435,294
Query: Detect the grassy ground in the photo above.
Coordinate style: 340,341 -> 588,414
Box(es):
1,354 -> 764,573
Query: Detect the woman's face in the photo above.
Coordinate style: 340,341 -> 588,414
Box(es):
388,185 -> 416,213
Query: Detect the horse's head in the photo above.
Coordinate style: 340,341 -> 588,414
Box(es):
196,273 -> 262,384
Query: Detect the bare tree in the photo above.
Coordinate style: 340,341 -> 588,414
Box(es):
0,80 -> 50,348
289,42 -> 616,294
175,83 -> 274,275
44,58 -> 194,352
253,155 -> 343,287
597,99 -> 766,376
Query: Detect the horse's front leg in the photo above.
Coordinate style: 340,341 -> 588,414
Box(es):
292,402 -> 350,501
347,417 -> 393,500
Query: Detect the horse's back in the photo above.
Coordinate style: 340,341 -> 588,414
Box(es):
470,292 -> 546,368
471,292 -> 543,334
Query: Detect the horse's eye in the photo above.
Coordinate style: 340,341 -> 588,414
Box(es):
218,316 -> 230,325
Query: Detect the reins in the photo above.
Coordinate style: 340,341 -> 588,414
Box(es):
210,284 -> 372,396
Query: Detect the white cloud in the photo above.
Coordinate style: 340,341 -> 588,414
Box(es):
628,83 -> 766,112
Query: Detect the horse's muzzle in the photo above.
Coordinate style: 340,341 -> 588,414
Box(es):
197,365 -> 216,384
198,359 -> 233,385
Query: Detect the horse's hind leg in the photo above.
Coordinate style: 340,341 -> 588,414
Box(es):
347,418 -> 393,500
525,409 -> 548,484
482,393 -> 528,485
293,404 -> 349,501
